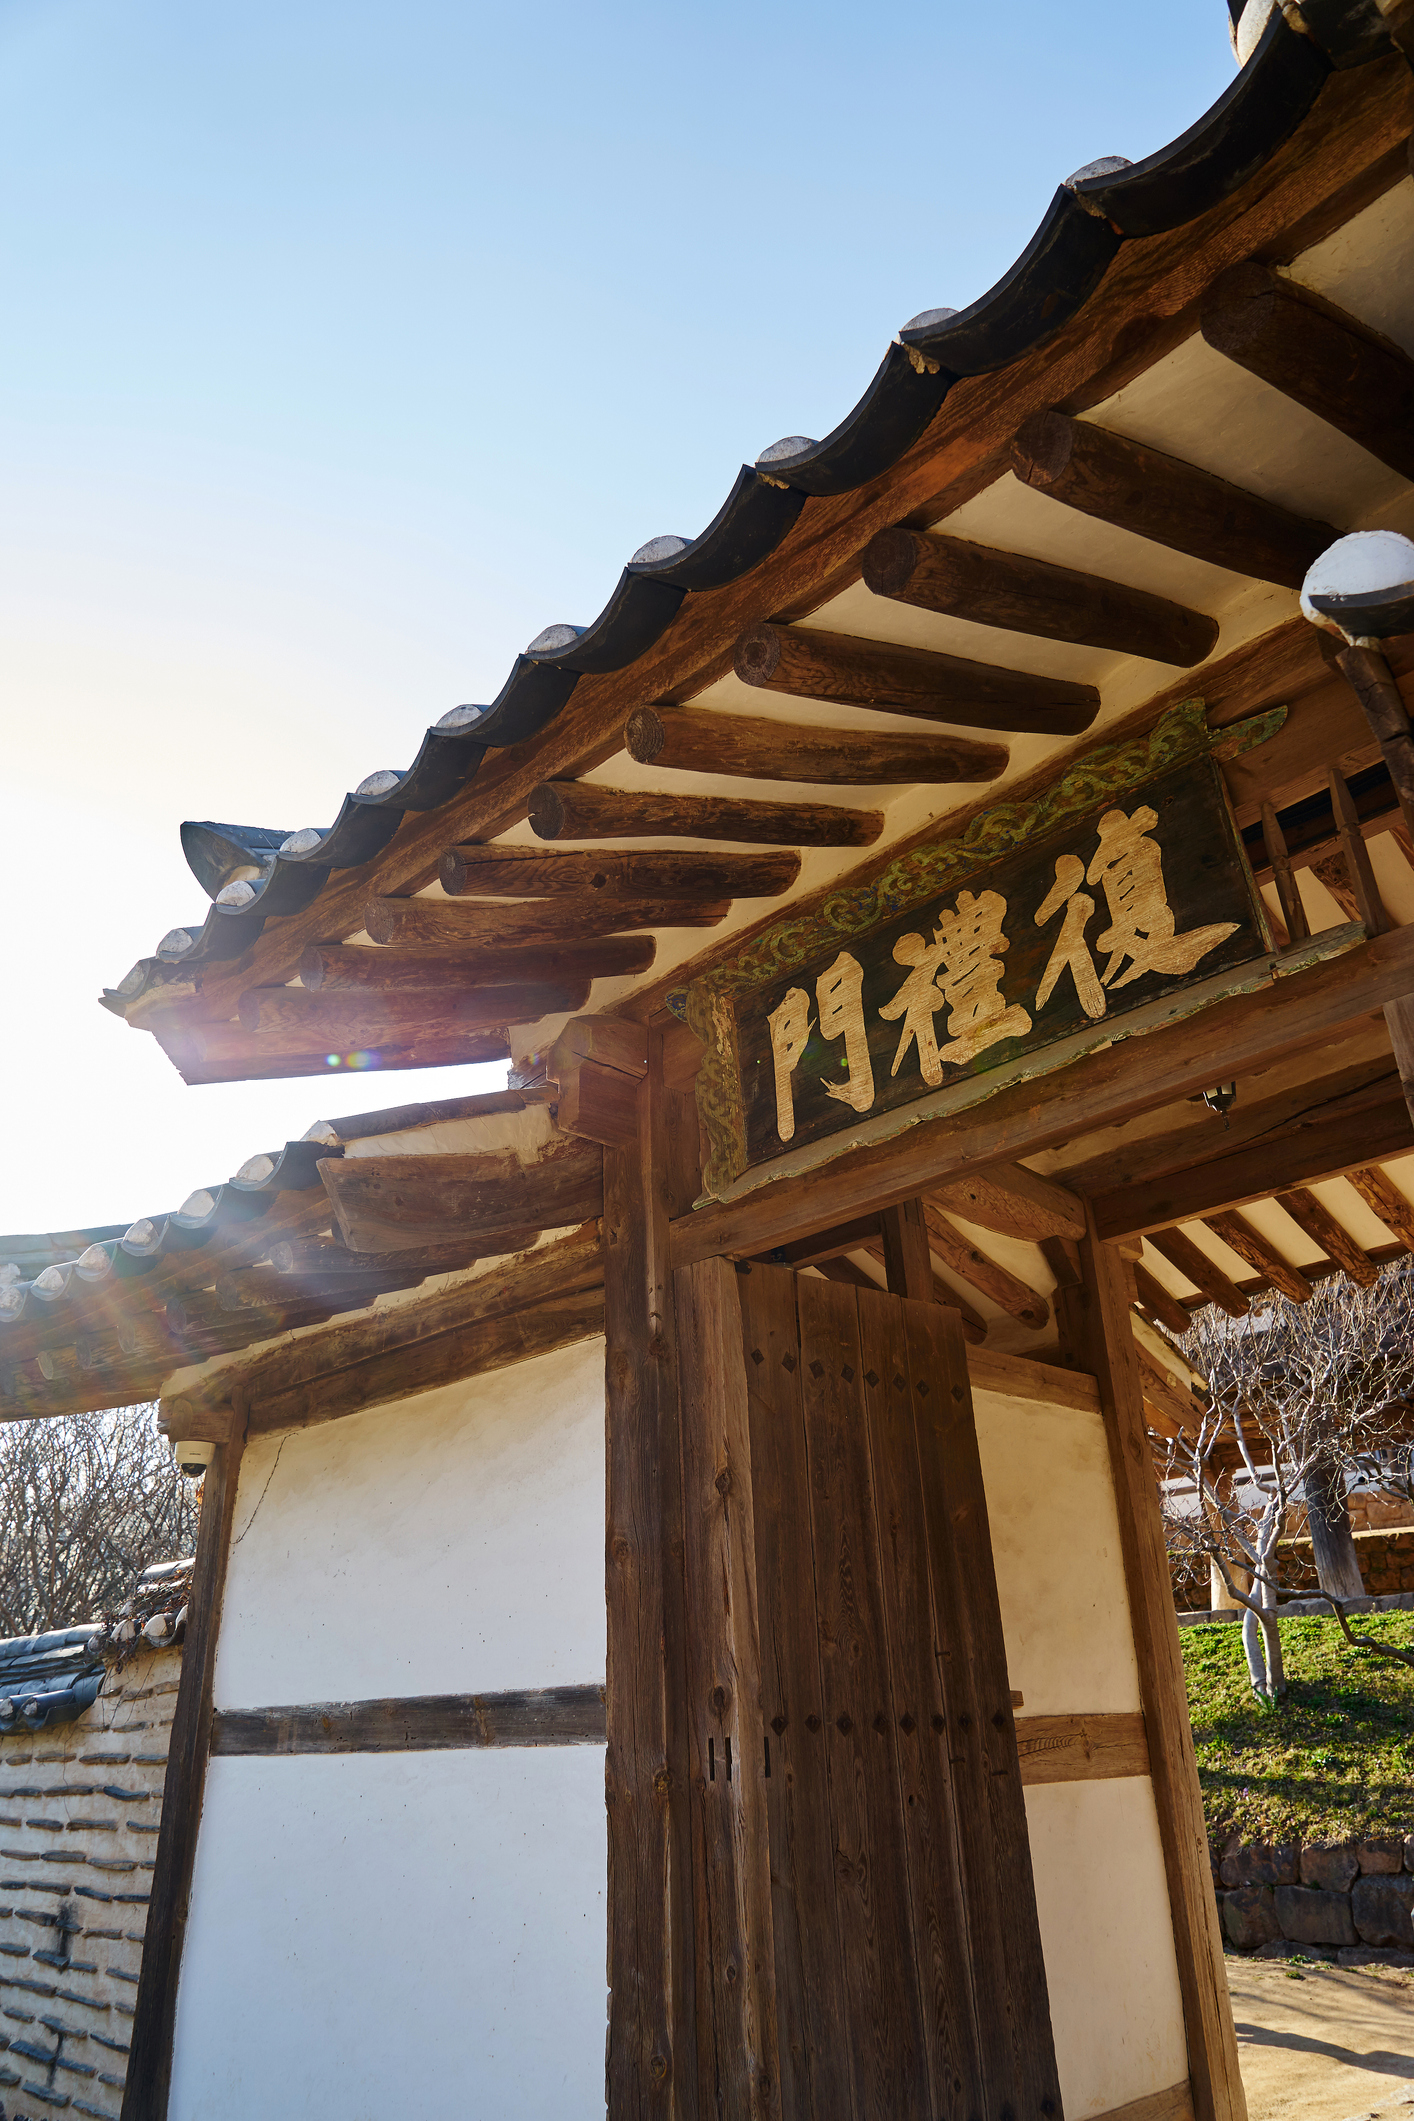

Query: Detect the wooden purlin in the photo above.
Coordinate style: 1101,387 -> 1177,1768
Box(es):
132,57 -> 1414,1024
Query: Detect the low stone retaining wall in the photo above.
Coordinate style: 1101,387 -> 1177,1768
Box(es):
1214,1836 -> 1414,1965
1280,1527 -> 1414,1598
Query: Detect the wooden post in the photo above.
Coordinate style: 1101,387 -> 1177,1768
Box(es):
122,1428 -> 246,2121
878,1196 -> 933,1301
1074,1207 -> 1247,2121
604,1028 -> 698,2118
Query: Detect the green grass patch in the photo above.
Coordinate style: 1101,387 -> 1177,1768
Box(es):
1182,1611 -> 1414,1847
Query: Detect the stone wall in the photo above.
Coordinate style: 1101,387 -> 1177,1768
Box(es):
0,1644 -> 181,2119
1214,1834 -> 1414,1965
1278,1527 -> 1414,1597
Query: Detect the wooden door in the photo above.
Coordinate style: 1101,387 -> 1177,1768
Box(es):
674,1258 -> 1062,2121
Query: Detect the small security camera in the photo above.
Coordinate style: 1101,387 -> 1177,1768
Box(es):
169,1435 -> 215,1479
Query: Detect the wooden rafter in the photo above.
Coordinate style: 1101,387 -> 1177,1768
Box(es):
1146,1230 -> 1250,1320
1201,1211 -> 1312,1304
1274,1186 -> 1379,1287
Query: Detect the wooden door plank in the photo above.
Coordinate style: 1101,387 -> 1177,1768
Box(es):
737,1264 -> 855,2121
902,1294 -> 1064,2121
675,1257 -> 780,2121
856,1289 -> 985,2120
1075,1208 -> 1246,2121
795,1274 -> 931,2121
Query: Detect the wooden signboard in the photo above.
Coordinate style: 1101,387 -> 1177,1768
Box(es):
685,701 -> 1283,1197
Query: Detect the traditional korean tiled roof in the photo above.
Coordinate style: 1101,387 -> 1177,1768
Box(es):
0,1563 -> 192,1739
100,2 -> 1397,1017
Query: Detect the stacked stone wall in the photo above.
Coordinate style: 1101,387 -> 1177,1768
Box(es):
1214,1834 -> 1414,1965
0,1646 -> 180,2119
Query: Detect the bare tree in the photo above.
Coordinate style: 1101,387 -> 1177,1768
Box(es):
0,1407 -> 198,1640
1158,1264 -> 1414,1702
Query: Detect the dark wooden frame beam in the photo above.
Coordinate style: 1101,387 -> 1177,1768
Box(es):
1274,1185 -> 1379,1286
438,845 -> 800,900
1008,410 -> 1336,589
861,526 -> 1219,664
1074,1208 -> 1247,2121
212,1685 -> 607,1755
298,937 -> 656,990
122,1429 -> 245,2121
365,894 -> 728,949
1201,1211 -> 1312,1304
732,621 -> 1099,734
1201,263 -> 1414,483
528,780 -> 883,848
1090,1092 -> 1414,1239
237,982 -> 589,1045
1146,1229 -> 1250,1319
624,705 -> 1008,785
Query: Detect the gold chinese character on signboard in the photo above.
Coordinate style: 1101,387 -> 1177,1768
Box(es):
767,986 -> 811,1142
1035,854 -> 1107,1019
1034,805 -> 1237,1018
880,887 -> 1031,1083
1088,805 -> 1237,987
816,950 -> 874,1113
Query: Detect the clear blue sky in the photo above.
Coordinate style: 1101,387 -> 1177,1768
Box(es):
0,0 -> 1235,1233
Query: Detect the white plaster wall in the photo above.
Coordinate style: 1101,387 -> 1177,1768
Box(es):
215,1333 -> 606,1708
973,1390 -> 1141,1716
169,1748 -> 607,2121
1026,1778 -> 1188,2119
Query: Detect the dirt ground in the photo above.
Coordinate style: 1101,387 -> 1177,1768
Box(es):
1228,1956 -> 1414,2121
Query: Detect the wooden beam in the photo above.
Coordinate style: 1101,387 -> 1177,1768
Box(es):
160,1223 -> 604,1432
1201,264 -> 1414,483
1274,1185 -> 1379,1287
365,894 -> 728,949
1347,1163 -> 1414,1249
298,937 -> 655,990
1146,1230 -> 1249,1319
1260,800 -> 1311,944
603,1028 -> 698,2114
1008,410 -> 1336,589
1201,1212 -> 1312,1304
858,1238 -> 988,1340
1074,1206 -> 1246,2121
1013,1711 -> 1150,1786
318,1140 -> 603,1254
157,1022 -> 512,1087
211,1684 -> 606,1755
671,925 -> 1414,1274
965,1343 -> 1099,1415
439,845 -> 800,900
1331,643 -> 1414,842
213,1264 -> 432,1311
1090,1092 -> 1414,1239
732,621 -> 1099,735
122,1430 -> 245,2121
247,1290 -> 607,1435
922,1202 -> 1050,1329
237,983 -> 588,1046
556,1058 -> 640,1151
878,1196 -> 934,1301
549,1014 -> 649,1081
861,527 -> 1219,665
1329,768 -> 1391,938
1133,1263 -> 1193,1338
527,780 -> 883,848
269,1233 -> 513,1278
930,1161 -> 1086,1243
624,704 -> 1008,785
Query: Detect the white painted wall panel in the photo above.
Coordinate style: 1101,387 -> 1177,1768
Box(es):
171,1748 -> 607,2121
1025,1778 -> 1188,2119
974,1391 -> 1141,1716
215,1334 -> 606,1709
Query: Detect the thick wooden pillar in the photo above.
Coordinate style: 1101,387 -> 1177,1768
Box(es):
123,1428 -> 246,2121
1074,1209 -> 1247,2121
605,1030 -> 698,2117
